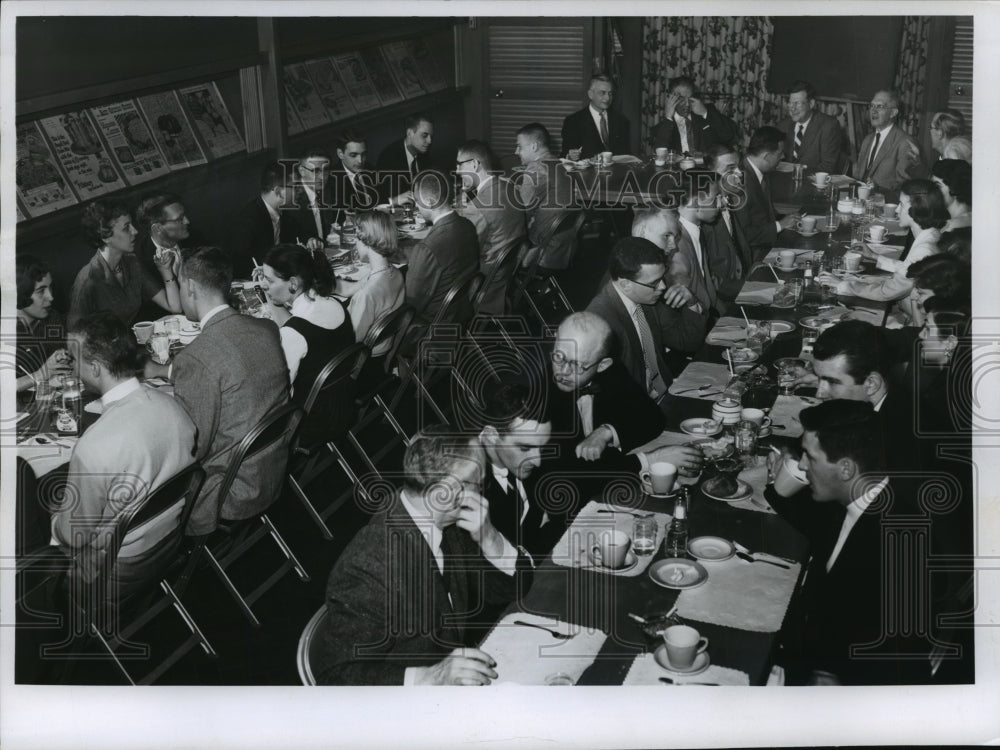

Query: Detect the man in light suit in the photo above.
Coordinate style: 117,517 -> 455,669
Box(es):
586,237 -> 706,401
313,426 -> 523,685
376,112 -> 434,207
852,90 -> 924,202
151,246 -> 291,535
734,127 -> 799,258
650,75 -> 739,154
229,162 -> 298,278
456,139 -> 527,315
561,74 -> 630,160
776,80 -> 844,173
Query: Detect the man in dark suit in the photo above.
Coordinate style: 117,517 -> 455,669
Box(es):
404,173 -> 479,327
376,112 -> 434,206
560,74 -> 630,159
776,80 -> 844,173
650,76 -> 738,155
704,144 -> 754,301
148,246 -> 291,535
134,192 -> 197,320
586,237 -> 706,401
313,426 -> 523,685
228,162 -> 298,278
734,126 -> 799,258
767,400 -> 929,685
852,90 -> 924,202
284,149 -> 339,251
328,130 -> 379,213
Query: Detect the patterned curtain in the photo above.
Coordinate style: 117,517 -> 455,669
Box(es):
641,17 -> 785,150
892,16 -> 931,135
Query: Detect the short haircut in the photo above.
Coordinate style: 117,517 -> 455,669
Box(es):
704,143 -> 739,171
931,159 -> 972,207
16,255 -> 51,309
747,126 -> 786,157
608,236 -> 665,281
876,89 -> 901,111
355,210 -> 398,257
179,246 -> 233,296
900,178 -> 950,230
925,309 -> 969,334
799,399 -> 881,474
517,122 -> 551,152
263,243 -> 335,297
907,253 -> 970,305
812,320 -> 891,382
413,171 -> 450,209
788,80 -> 816,99
938,227 -> 972,265
299,148 -> 331,163
631,207 -> 666,236
590,73 -> 614,87
668,75 -> 695,92
679,170 -> 718,207
931,109 -> 967,138
404,113 -> 432,132
335,130 -> 366,152
402,424 -> 481,495
70,312 -> 137,380
457,139 -> 494,171
135,193 -> 183,233
481,382 -> 551,432
560,311 -> 614,361
81,199 -> 132,250
260,162 -> 291,192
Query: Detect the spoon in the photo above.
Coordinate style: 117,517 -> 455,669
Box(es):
674,384 -> 713,395
659,677 -> 719,685
513,620 -> 574,640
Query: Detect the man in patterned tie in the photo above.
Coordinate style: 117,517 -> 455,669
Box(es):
777,80 -> 844,173
851,90 -> 924,201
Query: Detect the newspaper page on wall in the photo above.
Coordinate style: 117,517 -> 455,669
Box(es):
39,110 -> 127,200
332,52 -> 382,113
178,82 -> 246,158
304,57 -> 357,121
380,41 -> 428,99
15,121 -> 79,217
283,63 -> 332,132
89,99 -> 170,185
359,47 -> 403,106
137,91 -> 208,170
409,38 -> 447,92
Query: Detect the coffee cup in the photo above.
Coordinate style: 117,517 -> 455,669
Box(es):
591,529 -> 631,569
640,462 -> 677,495
655,147 -> 669,162
813,171 -> 829,187
797,216 -> 817,233
663,624 -> 710,669
843,251 -> 862,272
600,151 -> 613,166
773,455 -> 809,497
778,249 -> 796,268
857,184 -> 872,200
868,225 -> 887,242
883,203 -> 898,219
132,321 -> 154,344
740,408 -> 772,430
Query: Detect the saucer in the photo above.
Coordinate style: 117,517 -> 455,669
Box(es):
701,477 -> 753,503
865,232 -> 889,243
653,646 -> 711,676
648,558 -> 709,590
766,320 -> 796,335
775,263 -> 798,272
588,548 -> 638,572
688,535 -> 736,562
796,229 -> 819,237
722,348 -> 758,364
679,418 -> 723,437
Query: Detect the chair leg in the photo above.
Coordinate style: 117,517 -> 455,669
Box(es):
261,515 -> 310,582
290,474 -> 334,540
203,545 -> 262,627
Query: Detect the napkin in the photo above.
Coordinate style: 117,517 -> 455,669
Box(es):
767,394 -> 820,439
763,248 -> 821,264
866,243 -> 903,260
774,161 -> 795,173
479,612 -> 607,685
550,501 -> 672,577
622,652 -> 750,686
729,461 -> 776,514
773,202 -> 803,216
17,435 -> 78,477
705,317 -> 747,346
846,304 -> 887,326
828,174 -> 855,187
667,362 -> 734,398
611,154 -> 644,165
735,282 -> 778,306
676,553 -> 801,632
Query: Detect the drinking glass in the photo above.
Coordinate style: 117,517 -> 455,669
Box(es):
164,317 -> 181,341
801,329 -> 819,356
746,320 -> 771,355
633,517 -> 658,557
734,420 -> 759,461
777,362 -> 798,396
824,212 -> 841,245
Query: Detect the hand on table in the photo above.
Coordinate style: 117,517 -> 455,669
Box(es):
576,426 -> 613,461
304,238 -> 324,252
414,647 -> 498,686
778,215 -> 800,231
645,445 -> 704,474
662,283 -> 694,308
565,148 -> 583,162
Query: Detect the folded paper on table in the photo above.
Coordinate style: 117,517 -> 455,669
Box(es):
828,174 -> 856,187
667,362 -> 733,398
479,612 -> 607,685
17,436 -> 79,476
611,154 -> 644,164
847,305 -> 886,326
764,248 -> 820,264
622,652 -> 750,685
676,552 -> 801,632
705,316 -> 748,346
735,282 -> 778,306
767,394 -> 819,439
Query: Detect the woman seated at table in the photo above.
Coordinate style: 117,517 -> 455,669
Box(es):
15,255 -> 71,393
903,253 -> 971,328
259,243 -> 354,401
67,199 -> 182,329
820,178 -> 948,305
347,211 -> 405,354
929,110 -> 972,164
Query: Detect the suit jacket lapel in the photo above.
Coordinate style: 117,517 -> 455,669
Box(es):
604,283 -> 642,366
869,127 -> 898,174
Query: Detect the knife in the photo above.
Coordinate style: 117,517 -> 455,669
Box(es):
735,550 -> 790,569
733,541 -> 796,566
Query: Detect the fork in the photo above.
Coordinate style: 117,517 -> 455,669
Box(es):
513,620 -> 574,640
673,384 -> 713,395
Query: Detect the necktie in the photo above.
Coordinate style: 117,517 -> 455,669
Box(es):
864,131 -> 881,179
410,156 -> 419,183
272,216 -> 281,245
793,125 -> 803,161
632,305 -> 666,399
439,525 -> 465,607
310,200 -> 323,238
599,111 -> 609,148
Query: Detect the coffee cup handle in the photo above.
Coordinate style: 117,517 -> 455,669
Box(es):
639,470 -> 651,484
696,637 -> 709,655
590,545 -> 602,565
761,416 -> 772,429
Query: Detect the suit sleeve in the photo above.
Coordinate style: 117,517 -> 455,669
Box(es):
735,191 -> 779,248
601,375 -> 666,453
654,302 -> 707,354
560,115 -> 578,158
815,118 -> 843,173
650,119 -> 675,150
702,105 -> 738,147
404,240 -> 442,320
171,350 -> 222,463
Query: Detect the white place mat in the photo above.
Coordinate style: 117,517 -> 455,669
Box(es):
667,362 -> 734,399
763,248 -> 822,264
701,460 -> 775,515
767,394 -> 820,439
623,652 -> 750,686
478,612 -> 607,685
705,316 -> 748,346
17,435 -> 78,476
676,552 -> 801,633
735,282 -> 778,306
550,501 -> 672,577
612,154 -> 644,164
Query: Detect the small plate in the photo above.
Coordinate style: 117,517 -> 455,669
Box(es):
688,536 -> 736,562
775,263 -> 798,272
796,229 -> 819,237
679,418 -> 723,437
587,548 -> 638,573
799,314 -> 847,330
648,558 -> 709,590
766,320 -> 795,335
701,477 -> 753,503
722,348 -> 758,364
653,646 -> 711,676
688,437 -> 734,461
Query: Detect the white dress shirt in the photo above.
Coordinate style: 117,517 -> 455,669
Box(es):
678,215 -> 705,270
746,158 -> 782,236
673,112 -> 691,153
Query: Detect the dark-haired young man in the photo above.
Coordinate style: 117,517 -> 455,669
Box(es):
229,162 -> 298,277
376,112 -> 435,206
735,126 -> 800,256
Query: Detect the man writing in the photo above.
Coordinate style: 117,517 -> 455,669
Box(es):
776,80 -> 844,173
561,74 -> 630,160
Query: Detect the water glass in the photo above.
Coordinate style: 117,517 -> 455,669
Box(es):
164,317 -> 181,341
801,329 -> 819,355
746,321 -> 772,355
734,420 -> 759,459
777,363 -> 797,396
787,279 -> 804,307
633,517 -> 658,557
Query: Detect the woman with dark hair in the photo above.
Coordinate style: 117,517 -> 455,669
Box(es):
929,110 -> 971,163
259,244 -> 354,400
347,211 -> 405,353
904,253 -> 971,327
15,255 -> 71,392
931,159 -> 972,232
67,199 -> 182,328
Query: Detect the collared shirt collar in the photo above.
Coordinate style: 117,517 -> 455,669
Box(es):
200,304 -> 230,328
262,199 -> 280,223
303,184 -> 319,204
795,114 -> 813,132
589,104 -> 607,120
101,377 -> 142,408
827,476 -> 889,572
873,392 -> 888,412
679,215 -> 701,242
491,463 -> 510,490
433,209 -> 455,223
747,157 -> 765,185
876,123 -> 895,138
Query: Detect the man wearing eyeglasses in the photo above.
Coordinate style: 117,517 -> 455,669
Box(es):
851,90 -> 923,202
135,192 -> 196,320
776,80 -> 844,173
286,149 -> 336,250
